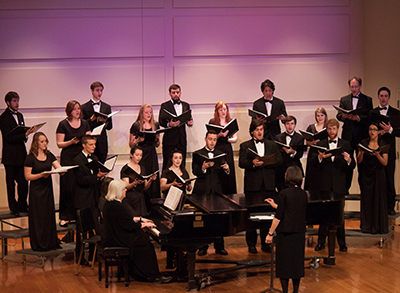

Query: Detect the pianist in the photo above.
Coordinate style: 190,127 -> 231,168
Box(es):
102,179 -> 172,284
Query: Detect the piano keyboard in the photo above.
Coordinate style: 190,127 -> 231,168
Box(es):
148,227 -> 160,237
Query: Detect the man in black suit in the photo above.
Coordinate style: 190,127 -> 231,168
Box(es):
252,79 -> 287,141
81,81 -> 112,163
313,118 -> 355,252
274,115 -> 305,191
192,130 -> 230,256
159,84 -> 193,170
239,120 -> 283,253
369,87 -> 400,215
73,135 -> 108,264
336,77 -> 372,191
0,92 -> 36,215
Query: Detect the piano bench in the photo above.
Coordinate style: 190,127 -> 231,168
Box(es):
97,243 -> 130,288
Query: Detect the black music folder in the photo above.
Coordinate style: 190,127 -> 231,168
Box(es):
358,143 -> 390,154
299,129 -> 328,141
170,169 -> 197,184
333,105 -> 366,116
122,167 -> 159,181
205,118 -> 239,138
247,148 -> 279,165
310,145 -> 343,156
86,155 -> 118,173
192,152 -> 227,166
161,109 -> 192,125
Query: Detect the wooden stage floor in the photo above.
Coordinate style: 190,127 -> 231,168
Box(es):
1,220 -> 399,293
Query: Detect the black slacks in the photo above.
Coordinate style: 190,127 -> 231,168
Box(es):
4,164 -> 28,213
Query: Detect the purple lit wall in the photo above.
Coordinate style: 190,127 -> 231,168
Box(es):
0,0 -> 364,206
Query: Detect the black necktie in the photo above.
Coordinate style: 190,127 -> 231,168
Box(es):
173,100 -> 181,105
11,112 -> 17,116
255,139 -> 263,144
329,140 -> 337,144
379,106 -> 387,110
352,96 -> 359,99
92,102 -> 100,106
265,99 -> 272,103
285,133 -> 293,138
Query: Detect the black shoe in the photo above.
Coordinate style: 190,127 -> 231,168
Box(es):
153,275 -> 173,284
215,249 -> 228,255
248,246 -> 258,254
261,244 -> 271,253
389,210 -> 396,216
339,245 -> 348,252
197,248 -> 207,256
19,209 -> 28,214
10,210 -> 19,217
314,244 -> 325,251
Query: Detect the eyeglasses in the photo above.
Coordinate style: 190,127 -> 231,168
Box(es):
368,128 -> 379,132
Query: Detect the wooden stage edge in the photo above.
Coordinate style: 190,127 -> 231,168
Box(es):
0,220 -> 400,293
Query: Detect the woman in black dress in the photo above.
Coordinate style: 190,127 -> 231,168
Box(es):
160,149 -> 192,198
102,179 -> 172,283
357,123 -> 389,234
129,104 -> 161,201
120,145 -> 157,217
24,132 -> 62,251
160,149 -> 193,268
56,100 -> 91,226
265,166 -> 308,293
304,107 -> 328,190
208,101 -> 237,194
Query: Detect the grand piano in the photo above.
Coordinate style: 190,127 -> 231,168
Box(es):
149,190 -> 343,290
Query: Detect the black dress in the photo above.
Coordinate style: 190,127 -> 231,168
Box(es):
274,186 -> 308,279
24,152 -> 61,251
359,139 -> 389,234
208,118 -> 237,194
56,119 -> 90,220
304,124 -> 319,190
102,200 -> 160,280
130,121 -> 161,199
120,164 -> 148,217
160,168 -> 189,198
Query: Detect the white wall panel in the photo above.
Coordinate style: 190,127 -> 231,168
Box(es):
174,15 -> 349,57
0,60 -> 146,108
0,0 -> 164,10
0,15 -> 164,59
174,61 -> 349,104
173,0 -> 349,8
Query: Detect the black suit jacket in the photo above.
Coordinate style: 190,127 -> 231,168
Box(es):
159,100 -> 191,147
0,108 -> 27,165
311,138 -> 355,195
73,152 -> 101,209
252,96 -> 287,141
192,147 -> 225,194
369,106 -> 400,161
239,138 -> 283,192
274,132 -> 304,173
81,100 -> 112,157
336,93 -> 373,144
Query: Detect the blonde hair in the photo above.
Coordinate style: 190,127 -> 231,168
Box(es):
105,179 -> 127,201
135,104 -> 156,131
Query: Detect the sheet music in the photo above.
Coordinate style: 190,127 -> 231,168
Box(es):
250,214 -> 274,221
164,186 -> 183,211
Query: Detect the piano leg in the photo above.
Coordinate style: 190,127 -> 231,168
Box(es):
323,227 -> 337,265
176,248 -> 188,282
186,246 -> 198,290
